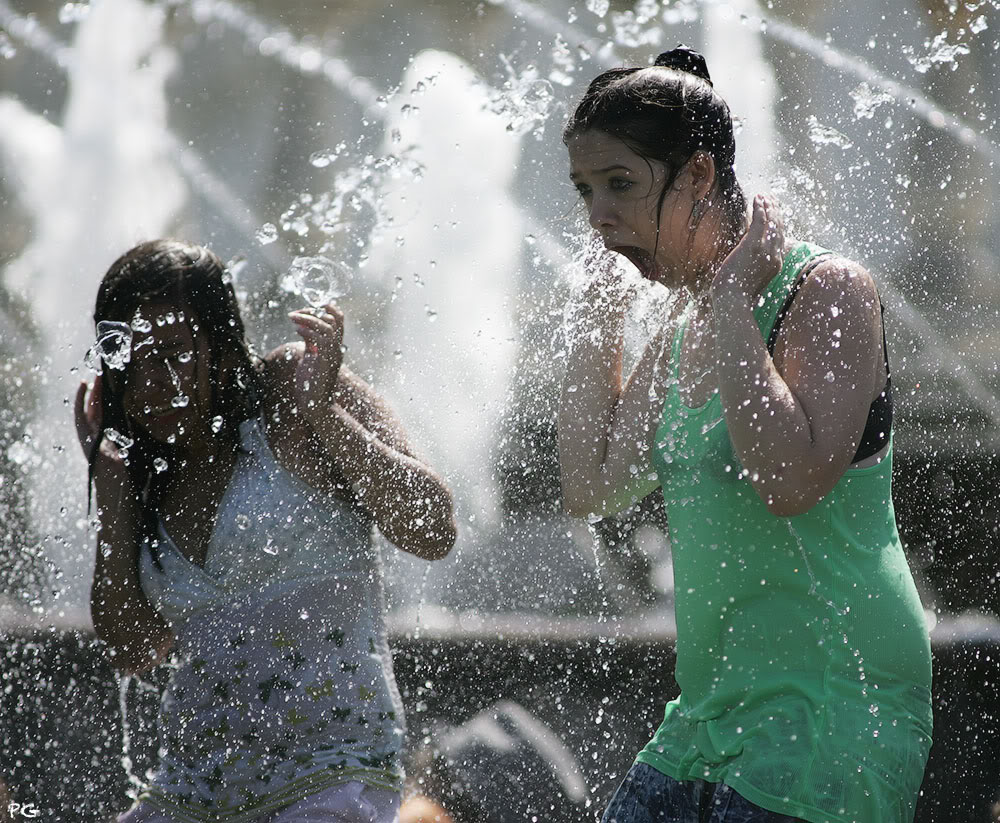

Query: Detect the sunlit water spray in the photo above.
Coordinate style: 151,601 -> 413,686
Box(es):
0,0 -> 185,618
3,0 -> 1000,629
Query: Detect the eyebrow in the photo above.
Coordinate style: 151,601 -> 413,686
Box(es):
569,164 -> 634,180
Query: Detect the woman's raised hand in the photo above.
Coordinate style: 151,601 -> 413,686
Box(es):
74,376 -> 106,459
712,194 -> 785,302
288,302 -> 345,412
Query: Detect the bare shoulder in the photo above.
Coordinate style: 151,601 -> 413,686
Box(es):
776,254 -> 884,392
779,255 -> 881,347
794,255 -> 880,312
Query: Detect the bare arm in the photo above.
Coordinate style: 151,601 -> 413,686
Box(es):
711,197 -> 884,516
76,380 -> 174,674
557,274 -> 680,517
273,306 -> 457,560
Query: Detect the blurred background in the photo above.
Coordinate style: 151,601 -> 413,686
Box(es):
2,0 -> 1000,820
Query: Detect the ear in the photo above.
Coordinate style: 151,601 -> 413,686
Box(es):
684,150 -> 717,202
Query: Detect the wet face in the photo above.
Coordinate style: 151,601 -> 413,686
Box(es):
567,129 -> 695,287
115,301 -> 215,449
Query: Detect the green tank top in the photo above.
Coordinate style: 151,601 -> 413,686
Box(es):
637,243 -> 933,823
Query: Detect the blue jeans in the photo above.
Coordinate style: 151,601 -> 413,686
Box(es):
602,763 -> 802,823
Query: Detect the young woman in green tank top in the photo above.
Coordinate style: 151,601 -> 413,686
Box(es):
558,46 -> 932,823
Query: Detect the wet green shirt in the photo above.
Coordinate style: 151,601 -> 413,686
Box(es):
638,243 -> 933,823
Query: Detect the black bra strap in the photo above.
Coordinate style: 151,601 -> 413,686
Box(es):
766,254 -> 892,464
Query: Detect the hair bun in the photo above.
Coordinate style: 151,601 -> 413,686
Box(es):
654,45 -> 713,87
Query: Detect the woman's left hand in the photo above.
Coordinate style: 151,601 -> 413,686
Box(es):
712,194 -> 785,302
289,303 -> 344,412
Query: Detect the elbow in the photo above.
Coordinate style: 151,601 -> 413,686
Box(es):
562,497 -> 594,518
559,478 -> 598,518
94,632 -> 172,676
392,508 -> 458,561
91,607 -> 173,675
755,481 -> 825,518
422,516 -> 458,560
763,498 -> 811,518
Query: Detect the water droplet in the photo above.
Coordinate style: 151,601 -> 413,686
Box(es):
282,256 -> 352,305
211,415 -> 224,433
825,371 -> 836,383
104,428 -> 134,450
153,457 -> 168,473
86,321 -> 133,373
0,32 -> 16,60
235,514 -> 250,530
309,150 -> 335,168
585,0 -> 609,17
130,310 -> 152,334
6,441 -> 34,466
807,116 -> 853,150
850,83 -> 893,121
171,395 -> 190,408
256,223 -> 279,245
224,255 -> 247,284
903,31 -> 970,74
58,2 -> 90,24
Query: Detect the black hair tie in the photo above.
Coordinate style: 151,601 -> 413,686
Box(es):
654,44 -> 713,87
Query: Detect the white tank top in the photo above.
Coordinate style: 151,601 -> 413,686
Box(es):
138,417 -> 404,820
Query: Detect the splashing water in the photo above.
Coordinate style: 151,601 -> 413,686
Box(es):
903,31 -> 971,74
850,82 -> 893,121
806,116 -> 854,150
281,255 -> 352,306
255,222 -> 278,245
785,521 -> 848,617
84,321 -> 133,374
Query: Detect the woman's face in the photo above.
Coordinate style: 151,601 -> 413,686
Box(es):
567,129 -> 694,288
116,300 -> 215,449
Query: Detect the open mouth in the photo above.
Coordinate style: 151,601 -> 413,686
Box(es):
147,404 -> 183,419
611,245 -> 661,282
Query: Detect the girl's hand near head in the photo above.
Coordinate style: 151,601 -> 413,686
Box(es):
288,303 -> 344,416
74,376 -> 103,459
74,376 -> 120,466
712,194 -> 785,302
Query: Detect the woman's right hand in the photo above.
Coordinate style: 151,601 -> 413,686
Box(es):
74,376 -> 102,458
74,376 -> 125,468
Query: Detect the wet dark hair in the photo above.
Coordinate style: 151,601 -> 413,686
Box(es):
563,44 -> 747,239
87,239 -> 263,509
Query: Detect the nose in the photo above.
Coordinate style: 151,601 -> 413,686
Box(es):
587,194 -> 618,232
132,357 -> 174,392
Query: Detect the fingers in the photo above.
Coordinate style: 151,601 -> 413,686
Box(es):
750,194 -> 784,260
289,305 -> 343,333
74,382 -> 89,433
74,380 -> 100,451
